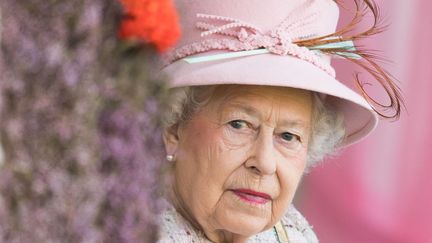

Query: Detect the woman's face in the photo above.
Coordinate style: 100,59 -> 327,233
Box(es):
164,85 -> 313,241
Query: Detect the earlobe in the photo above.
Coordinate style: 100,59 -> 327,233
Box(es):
162,125 -> 180,156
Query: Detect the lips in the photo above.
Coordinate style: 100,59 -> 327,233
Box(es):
231,189 -> 272,204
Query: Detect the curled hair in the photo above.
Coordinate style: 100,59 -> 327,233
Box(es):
161,86 -> 345,168
306,93 -> 345,169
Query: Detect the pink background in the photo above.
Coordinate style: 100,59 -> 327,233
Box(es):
297,1 -> 432,242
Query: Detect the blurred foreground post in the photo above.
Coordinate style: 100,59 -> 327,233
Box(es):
0,0 -> 172,242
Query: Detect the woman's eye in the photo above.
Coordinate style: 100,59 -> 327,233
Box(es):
281,132 -> 300,143
228,120 -> 248,129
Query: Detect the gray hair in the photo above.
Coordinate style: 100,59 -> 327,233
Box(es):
162,85 -> 345,169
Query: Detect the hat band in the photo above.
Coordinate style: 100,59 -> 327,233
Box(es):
181,40 -> 360,65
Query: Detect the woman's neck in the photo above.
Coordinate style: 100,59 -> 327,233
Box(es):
205,230 -> 249,243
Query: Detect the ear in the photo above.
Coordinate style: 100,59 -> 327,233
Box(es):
162,124 -> 180,156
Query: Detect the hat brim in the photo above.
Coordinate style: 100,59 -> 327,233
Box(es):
162,52 -> 378,147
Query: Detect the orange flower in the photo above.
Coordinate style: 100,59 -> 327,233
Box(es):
118,0 -> 181,52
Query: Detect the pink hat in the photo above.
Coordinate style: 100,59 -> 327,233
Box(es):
161,0 -> 380,146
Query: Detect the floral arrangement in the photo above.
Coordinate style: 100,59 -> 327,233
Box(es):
118,0 -> 181,52
0,0 -> 180,242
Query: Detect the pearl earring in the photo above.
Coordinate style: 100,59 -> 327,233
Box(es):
166,154 -> 175,162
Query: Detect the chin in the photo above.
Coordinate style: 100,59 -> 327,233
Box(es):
215,209 -> 271,236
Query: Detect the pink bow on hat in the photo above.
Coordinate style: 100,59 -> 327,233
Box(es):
191,13 -> 336,77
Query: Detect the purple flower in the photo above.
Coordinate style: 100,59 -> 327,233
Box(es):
0,0 -> 169,242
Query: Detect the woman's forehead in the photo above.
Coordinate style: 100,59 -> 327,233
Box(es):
205,85 -> 313,124
213,85 -> 311,102
211,85 -> 312,110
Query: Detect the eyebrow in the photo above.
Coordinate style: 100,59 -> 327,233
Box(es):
224,103 -> 261,117
221,102 -> 309,130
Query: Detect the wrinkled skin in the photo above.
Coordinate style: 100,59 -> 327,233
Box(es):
163,85 -> 313,243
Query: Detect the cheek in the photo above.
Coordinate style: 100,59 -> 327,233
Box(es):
277,142 -> 309,172
270,156 -> 306,222
176,120 -> 245,215
181,120 -> 247,177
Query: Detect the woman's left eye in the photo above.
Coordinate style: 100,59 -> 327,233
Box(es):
281,132 -> 300,143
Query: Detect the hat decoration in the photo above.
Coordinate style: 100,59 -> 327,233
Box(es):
303,0 -> 404,120
171,13 -> 361,77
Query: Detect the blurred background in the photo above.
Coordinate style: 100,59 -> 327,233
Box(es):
297,1 -> 432,242
1,0 -> 431,242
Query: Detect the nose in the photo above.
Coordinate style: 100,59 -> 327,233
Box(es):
245,128 -> 277,175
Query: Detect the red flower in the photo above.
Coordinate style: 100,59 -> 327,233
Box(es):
118,0 -> 181,52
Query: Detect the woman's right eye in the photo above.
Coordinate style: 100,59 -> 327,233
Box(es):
228,120 -> 248,129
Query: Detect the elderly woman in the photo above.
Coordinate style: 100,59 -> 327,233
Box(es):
157,0 -> 402,242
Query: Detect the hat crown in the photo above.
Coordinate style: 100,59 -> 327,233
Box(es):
173,0 -> 340,49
